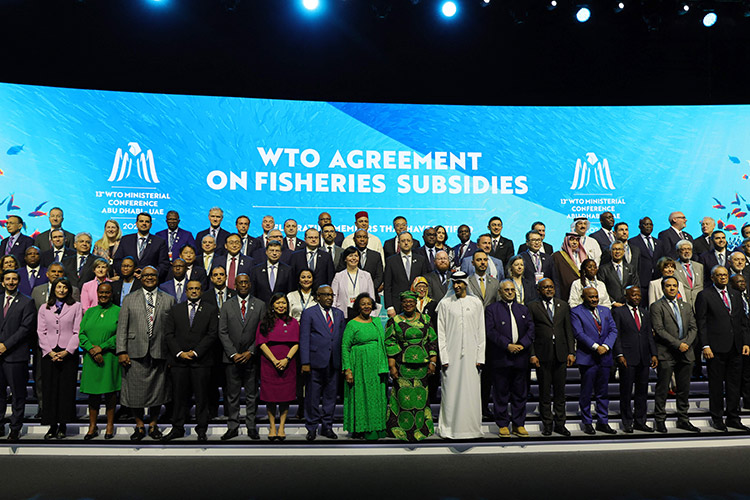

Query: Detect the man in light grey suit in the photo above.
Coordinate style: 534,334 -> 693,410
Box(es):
116,266 -> 176,441
466,251 -> 500,308
674,239 -> 704,309
321,224 -> 343,270
650,276 -> 700,433
218,273 -> 266,441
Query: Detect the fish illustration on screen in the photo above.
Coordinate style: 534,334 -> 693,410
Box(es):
6,145 -> 23,155
108,142 -> 160,183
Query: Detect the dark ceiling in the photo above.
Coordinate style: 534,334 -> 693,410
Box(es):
1,0 -> 749,105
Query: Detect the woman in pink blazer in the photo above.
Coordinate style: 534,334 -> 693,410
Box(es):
80,258 -> 111,313
331,247 -> 378,320
37,277 -> 82,439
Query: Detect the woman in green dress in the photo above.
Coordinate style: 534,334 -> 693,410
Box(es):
79,282 -> 121,440
342,293 -> 388,440
385,290 -> 438,442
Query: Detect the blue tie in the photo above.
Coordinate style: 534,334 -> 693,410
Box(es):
671,301 -> 684,339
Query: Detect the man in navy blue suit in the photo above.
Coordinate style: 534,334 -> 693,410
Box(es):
289,228 -> 335,292
212,234 -> 254,290
590,211 -> 616,255
485,280 -> 535,437
452,224 -> 477,268
571,286 -> 618,435
700,230 -> 730,287
17,246 -> 47,297
113,212 -> 170,282
249,240 -> 292,303
195,207 -> 231,257
155,210 -> 195,261
300,285 -> 345,441
613,286 -> 657,433
520,230 -> 554,284
1,216 -> 34,264
159,258 -> 188,303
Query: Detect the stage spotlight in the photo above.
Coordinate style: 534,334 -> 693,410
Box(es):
678,3 -> 689,14
614,1 -> 624,12
302,0 -> 320,11
441,1 -> 457,17
480,0 -> 491,6
575,6 -> 591,22
547,0 -> 558,10
702,11 -> 717,27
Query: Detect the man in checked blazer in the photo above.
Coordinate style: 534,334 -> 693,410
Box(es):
116,266 -> 176,441
651,276 -> 698,433
217,274 -> 266,441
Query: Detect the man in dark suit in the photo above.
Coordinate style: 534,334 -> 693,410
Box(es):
234,215 -> 259,256
289,228 -> 335,292
155,210 -> 195,261
571,286 -> 618,435
528,278 -> 575,436
34,207 -> 75,253
628,216 -> 660,304
518,221 -> 554,254
320,223 -> 344,270
452,224 -> 478,268
425,250 -> 452,303
383,216 -> 421,259
249,240 -> 293,303
520,230 -> 554,284
212,234 -> 255,290
282,218 -> 305,253
217,274 -> 265,440
197,234 -> 218,272
250,229 -> 293,264
1,215 -> 34,264
460,235 -> 505,280
317,212 -> 344,247
61,232 -> 97,289
651,276 -> 699,433
17,246 -> 47,297
695,265 -> 750,431
163,280 -> 218,442
700,230 -> 730,287
300,285 -> 346,441
0,270 -> 36,441
693,216 -> 716,257
657,211 -> 693,260
485,280 -> 535,437
195,207 -> 231,257
159,258 -> 188,303
597,241 -> 640,307
351,230 -> 384,300
113,212 -> 170,281
40,229 -> 74,268
384,231 -> 428,317
202,266 -> 236,308
415,227 -> 438,272
253,215 -> 275,252
487,216 -> 515,266
613,286 -> 658,433
608,222 -> 641,269
590,211 -> 616,254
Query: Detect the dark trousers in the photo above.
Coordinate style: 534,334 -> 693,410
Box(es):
491,366 -> 528,427
33,346 -> 43,413
707,349 -> 742,424
305,363 -> 339,433
480,367 -> 493,416
536,359 -> 567,428
170,365 -> 210,432
224,361 -> 258,431
741,356 -> 750,409
654,357 -> 692,423
579,363 -> 610,424
618,362 -> 650,425
40,351 -> 78,426
0,361 -> 28,431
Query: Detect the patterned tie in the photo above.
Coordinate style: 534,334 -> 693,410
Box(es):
671,301 -> 684,339
269,265 -> 276,291
533,252 -> 541,273
492,239 -> 498,252
169,231 -> 176,252
307,252 -> 316,272
5,235 -> 15,255
547,300 -> 554,321
592,308 -> 602,333
632,306 -> 641,330
138,237 -> 146,259
146,292 -> 155,338
241,299 -> 246,321
54,250 -> 61,263
78,256 -> 86,277
325,309 -> 333,334
3,295 -> 12,316
721,289 -> 731,311
646,236 -> 654,254
607,231 -> 615,243
719,253 -> 725,267
189,302 -> 197,326
228,257 -> 237,289
29,269 -> 37,289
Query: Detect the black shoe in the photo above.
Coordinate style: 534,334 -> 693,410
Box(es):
196,431 -> 208,442
56,424 -> 67,439
306,430 -> 317,442
44,426 -> 57,440
321,428 -> 338,439
277,434 -> 286,441
221,428 -> 239,441
676,421 -> 701,432
726,421 -> 750,432
149,426 -> 163,440
130,427 -> 146,441
104,432 -> 115,440
162,428 -> 185,442
622,423 -> 634,434
7,429 -> 20,442
634,422 -> 654,433
84,428 -> 99,440
541,425 -> 552,436
247,429 -> 260,440
554,425 -> 571,437
582,424 -> 596,435
595,423 -> 617,435
655,421 -> 668,433
711,420 -> 728,432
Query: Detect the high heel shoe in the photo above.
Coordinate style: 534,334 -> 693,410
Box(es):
84,427 -> 99,440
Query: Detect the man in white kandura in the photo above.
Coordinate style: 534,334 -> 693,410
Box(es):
436,271 -> 486,439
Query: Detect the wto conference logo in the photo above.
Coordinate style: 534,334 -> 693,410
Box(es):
570,152 -> 616,190
108,142 -> 160,184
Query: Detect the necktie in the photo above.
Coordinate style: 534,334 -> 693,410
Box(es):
189,302 -> 197,326
721,289 -> 731,311
228,257 -> 237,289
288,238 -> 294,251
744,295 -> 749,316
492,239 -> 498,251
29,269 -> 36,289
211,229 -> 217,240
547,300 -> 554,321
718,253 -> 725,266
3,295 -> 12,316
684,262 -> 693,287
625,244 -> 631,263
146,292 -> 155,338
54,250 -> 61,263
204,254 -> 211,270
592,308 -> 602,333
508,303 -> 518,343
5,235 -> 15,255
671,301 -> 684,339
217,291 -> 224,309
241,237 -> 248,255
646,236 -> 654,254
327,245 -> 333,254
479,276 -> 486,299
269,265 -> 276,290
241,299 -> 246,321
169,231 -> 176,251
633,306 -> 641,330
138,237 -> 146,259
616,263 -> 622,282
359,251 -> 366,268
679,231 -> 686,241
403,255 -> 411,278
607,231 -> 614,243
307,252 -> 316,272
175,282 -> 182,299
533,252 -> 541,272
459,243 -> 466,260
326,309 -> 333,334
78,256 -> 86,277
428,248 -> 435,267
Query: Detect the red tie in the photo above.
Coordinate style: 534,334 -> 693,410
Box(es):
633,306 -> 641,330
326,310 -> 333,333
685,262 -> 693,287
3,295 -> 11,316
241,299 -> 246,321
228,257 -> 237,289
721,289 -> 731,310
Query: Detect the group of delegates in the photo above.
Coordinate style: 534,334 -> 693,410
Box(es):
1,205 -> 750,443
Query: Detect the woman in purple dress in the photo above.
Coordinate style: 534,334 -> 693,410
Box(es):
256,293 -> 300,441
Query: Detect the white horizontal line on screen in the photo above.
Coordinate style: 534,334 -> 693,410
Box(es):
253,206 -> 484,211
